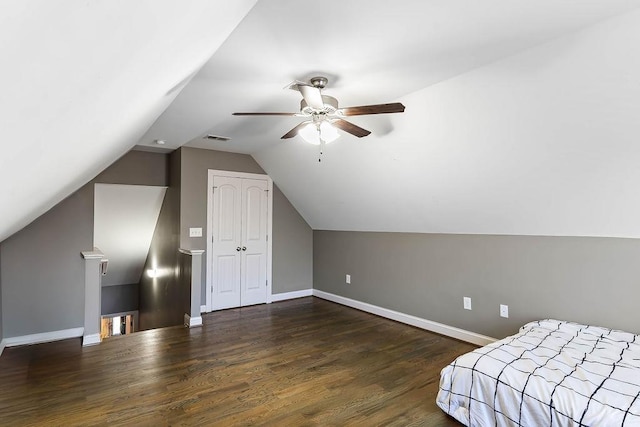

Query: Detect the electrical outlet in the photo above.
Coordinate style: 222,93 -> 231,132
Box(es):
500,304 -> 509,318
189,227 -> 202,237
463,297 -> 472,310
346,274 -> 351,284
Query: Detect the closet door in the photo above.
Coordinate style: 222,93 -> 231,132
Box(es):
240,179 -> 268,306
211,176 -> 242,310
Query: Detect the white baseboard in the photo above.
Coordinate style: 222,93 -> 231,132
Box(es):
0,339 -> 5,356
82,333 -> 101,347
312,290 -> 496,347
184,314 -> 203,328
199,289 -> 312,313
3,327 -> 85,348
271,289 -> 313,302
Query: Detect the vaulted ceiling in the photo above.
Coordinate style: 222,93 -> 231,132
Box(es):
3,0 -> 640,242
0,0 -> 258,242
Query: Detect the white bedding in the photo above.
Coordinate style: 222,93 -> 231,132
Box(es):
436,320 -> 640,426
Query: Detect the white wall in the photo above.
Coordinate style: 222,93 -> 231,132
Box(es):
94,184 -> 166,286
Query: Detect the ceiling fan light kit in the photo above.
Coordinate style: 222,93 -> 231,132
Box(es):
299,121 -> 340,145
233,76 -> 405,153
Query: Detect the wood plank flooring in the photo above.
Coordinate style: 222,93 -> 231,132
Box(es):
0,297 -> 475,426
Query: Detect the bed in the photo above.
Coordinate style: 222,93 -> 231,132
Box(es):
436,320 -> 640,426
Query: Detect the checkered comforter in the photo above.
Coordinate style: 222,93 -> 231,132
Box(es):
436,320 -> 640,426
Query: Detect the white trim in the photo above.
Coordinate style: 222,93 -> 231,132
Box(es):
82,333 -> 101,347
0,339 -> 5,356
200,304 -> 207,314
271,289 -> 313,302
206,169 -> 273,313
179,248 -> 205,255
266,177 -> 273,304
184,313 -> 203,328
81,248 -> 104,260
206,170 -> 213,312
3,327 -> 85,348
312,290 -> 497,347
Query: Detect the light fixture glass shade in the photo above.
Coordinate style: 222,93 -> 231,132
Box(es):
299,121 -> 340,145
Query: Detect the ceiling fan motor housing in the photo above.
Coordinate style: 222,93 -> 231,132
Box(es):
310,76 -> 328,89
300,95 -> 339,115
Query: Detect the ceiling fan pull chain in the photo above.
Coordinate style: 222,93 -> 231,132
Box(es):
319,137 -> 325,163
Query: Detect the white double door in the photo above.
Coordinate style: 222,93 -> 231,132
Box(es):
211,176 -> 269,310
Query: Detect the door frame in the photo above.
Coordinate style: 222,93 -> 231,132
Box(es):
205,169 -> 273,313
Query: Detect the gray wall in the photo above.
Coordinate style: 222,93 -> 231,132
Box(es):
95,150 -> 168,185
1,186 -> 93,337
139,149 -> 183,330
314,231 -> 640,339
0,150 -> 168,338
102,284 -> 139,315
0,146 -> 312,339
179,147 -> 264,249
179,147 -> 313,297
273,186 -> 313,293
0,250 -> 3,344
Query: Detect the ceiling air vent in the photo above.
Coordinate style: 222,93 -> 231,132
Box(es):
204,134 -> 231,142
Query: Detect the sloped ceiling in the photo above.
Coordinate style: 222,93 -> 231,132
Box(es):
256,7 -> 640,238
138,0 -> 640,238
4,1 -> 640,242
0,0 -> 257,243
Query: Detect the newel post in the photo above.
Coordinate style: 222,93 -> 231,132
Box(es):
81,248 -> 107,346
179,249 -> 204,328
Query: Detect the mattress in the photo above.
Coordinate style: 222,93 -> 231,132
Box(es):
436,320 -> 640,426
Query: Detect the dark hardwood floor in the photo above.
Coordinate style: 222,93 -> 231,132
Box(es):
0,297 -> 475,426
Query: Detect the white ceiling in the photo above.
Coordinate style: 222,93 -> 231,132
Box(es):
3,0 -> 640,242
256,6 -> 640,237
0,0 -> 257,243
139,0 -> 640,238
141,0 -> 640,152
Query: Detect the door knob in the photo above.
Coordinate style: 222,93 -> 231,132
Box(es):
236,247 -> 241,251
242,246 -> 247,251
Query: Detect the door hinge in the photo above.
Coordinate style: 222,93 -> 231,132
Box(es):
266,235 -> 268,242
266,280 -> 268,287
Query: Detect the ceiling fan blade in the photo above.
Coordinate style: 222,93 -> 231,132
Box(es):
331,119 -> 371,138
297,84 -> 325,110
340,102 -> 405,116
284,80 -> 308,91
281,121 -> 310,139
232,112 -> 298,116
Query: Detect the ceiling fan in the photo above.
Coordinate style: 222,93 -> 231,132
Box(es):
232,76 -> 405,145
